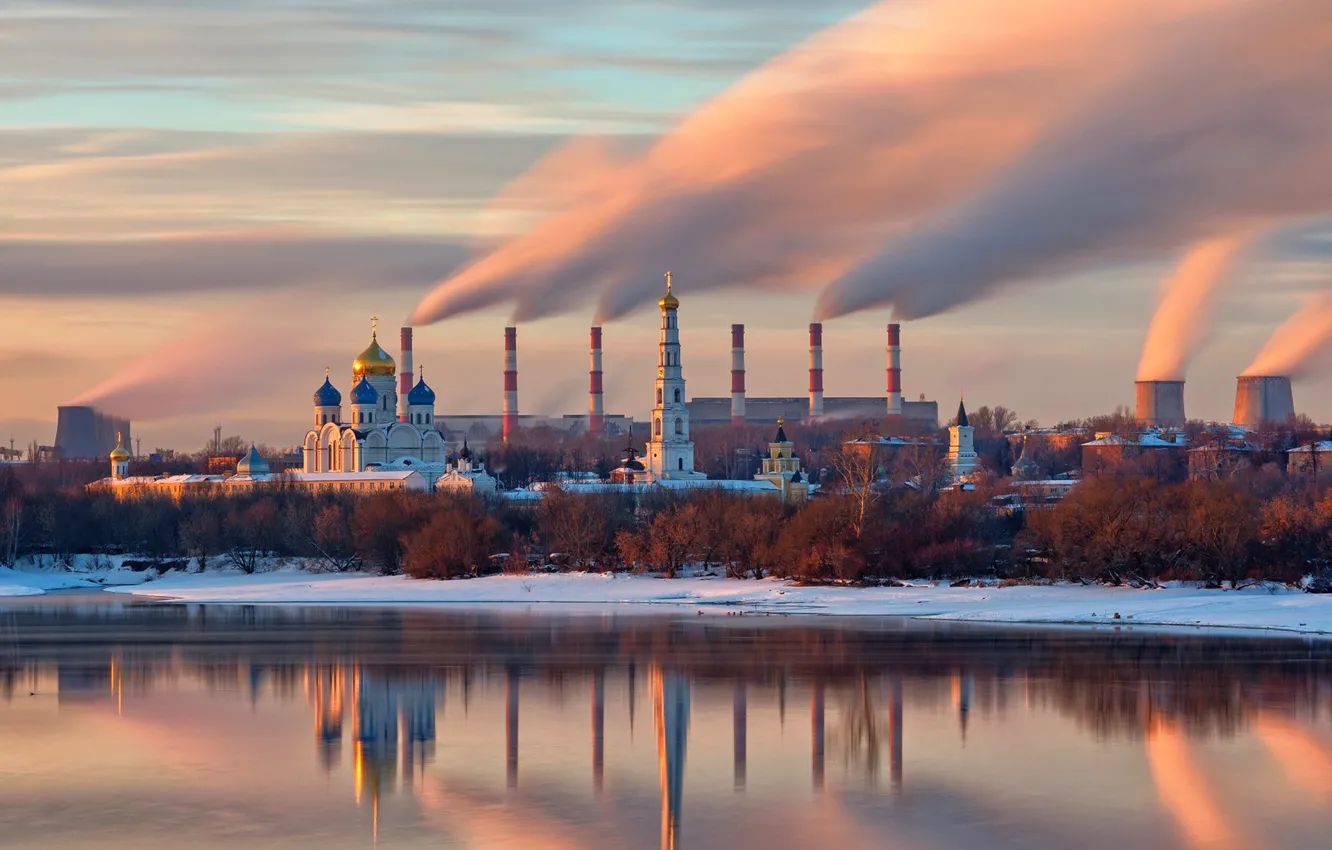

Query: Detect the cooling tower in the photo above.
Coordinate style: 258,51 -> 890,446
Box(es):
55,405 -> 131,459
1233,375 -> 1295,428
1134,380 -> 1186,426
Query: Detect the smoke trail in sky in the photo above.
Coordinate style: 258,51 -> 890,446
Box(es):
410,0 -> 1194,326
68,297 -> 312,420
1136,233 -> 1255,381
1243,289 -> 1332,377
816,0 -> 1332,320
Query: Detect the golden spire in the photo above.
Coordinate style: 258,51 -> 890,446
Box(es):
110,431 -> 130,461
370,315 -> 379,338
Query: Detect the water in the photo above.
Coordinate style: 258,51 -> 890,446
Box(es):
2,595 -> 1331,850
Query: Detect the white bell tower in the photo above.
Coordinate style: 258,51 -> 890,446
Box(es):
647,272 -> 705,480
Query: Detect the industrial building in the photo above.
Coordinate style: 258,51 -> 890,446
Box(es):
54,405 -> 131,460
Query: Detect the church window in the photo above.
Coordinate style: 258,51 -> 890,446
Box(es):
675,417 -> 683,435
673,388 -> 681,404
657,388 -> 663,405
655,418 -> 661,436
678,458 -> 684,471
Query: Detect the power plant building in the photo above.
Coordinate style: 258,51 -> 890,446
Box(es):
1135,380 -> 1186,426
1233,375 -> 1295,428
686,396 -> 938,430
54,405 -> 131,459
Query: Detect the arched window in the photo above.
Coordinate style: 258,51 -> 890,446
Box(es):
674,417 -> 683,435
678,457 -> 684,471
655,418 -> 661,436
657,388 -> 663,405
673,388 -> 681,404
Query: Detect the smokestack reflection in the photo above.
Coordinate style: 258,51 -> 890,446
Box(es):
507,667 -> 520,789
890,677 -> 903,794
811,681 -> 825,791
593,670 -> 606,793
734,682 -> 747,792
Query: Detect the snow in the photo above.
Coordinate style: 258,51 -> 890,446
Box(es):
2,564 -> 1329,636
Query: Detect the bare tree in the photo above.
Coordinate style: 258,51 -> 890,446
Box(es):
827,426 -> 883,538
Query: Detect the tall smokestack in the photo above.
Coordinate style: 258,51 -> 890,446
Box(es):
731,324 -> 746,427
589,326 -> 604,436
1234,375 -> 1295,428
886,323 -> 903,418
809,323 -> 824,420
398,327 -> 414,423
1135,380 -> 1185,427
503,326 -> 518,442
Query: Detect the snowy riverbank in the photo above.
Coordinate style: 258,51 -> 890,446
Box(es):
2,564 -> 1330,635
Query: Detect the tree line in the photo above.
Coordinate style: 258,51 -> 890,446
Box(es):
3,462 -> 1330,588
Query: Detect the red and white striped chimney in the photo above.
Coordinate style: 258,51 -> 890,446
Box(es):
809,323 -> 824,420
589,326 -> 604,436
503,326 -> 518,441
731,324 -> 746,427
886,323 -> 903,417
398,326 -> 414,422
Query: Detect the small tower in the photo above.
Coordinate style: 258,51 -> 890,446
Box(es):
754,418 -> 811,503
406,369 -> 436,428
109,432 -> 130,481
313,367 -> 342,428
349,377 -> 379,427
646,272 -> 704,480
947,397 -> 979,482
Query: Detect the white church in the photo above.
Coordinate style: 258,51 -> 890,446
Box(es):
302,321 -> 448,473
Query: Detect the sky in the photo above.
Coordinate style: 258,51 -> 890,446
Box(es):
2,0 -> 1331,452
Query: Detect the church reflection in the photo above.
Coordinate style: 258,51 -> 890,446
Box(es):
5,606 -> 1332,850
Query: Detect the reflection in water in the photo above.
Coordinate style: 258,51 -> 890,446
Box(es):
1147,717 -> 1250,850
1255,713 -> 1332,798
654,667 -> 689,850
2,603 -> 1332,849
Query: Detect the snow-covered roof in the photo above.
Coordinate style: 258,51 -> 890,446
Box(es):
1288,441 -> 1332,454
1136,434 -> 1182,447
1082,435 -> 1133,446
285,471 -> 422,482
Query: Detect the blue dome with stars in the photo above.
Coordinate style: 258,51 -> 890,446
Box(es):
350,377 -> 378,405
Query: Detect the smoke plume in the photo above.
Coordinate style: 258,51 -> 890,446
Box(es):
410,0 -> 1191,326
68,297 -> 313,420
816,0 -> 1332,320
1136,233 -> 1254,381
1243,290 -> 1332,377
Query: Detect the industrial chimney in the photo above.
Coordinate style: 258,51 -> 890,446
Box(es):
731,324 -> 746,427
809,323 -> 824,420
398,326 -> 414,423
1134,380 -> 1185,427
1233,375 -> 1295,428
886,323 -> 903,418
589,326 -> 604,436
503,326 -> 518,441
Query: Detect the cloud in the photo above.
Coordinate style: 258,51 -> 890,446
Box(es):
0,235 -> 467,298
816,0 -> 1332,320
407,0 -> 1219,327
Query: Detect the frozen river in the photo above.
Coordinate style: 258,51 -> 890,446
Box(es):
2,593 -> 1331,849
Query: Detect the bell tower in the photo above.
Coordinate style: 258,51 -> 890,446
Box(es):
647,272 -> 704,480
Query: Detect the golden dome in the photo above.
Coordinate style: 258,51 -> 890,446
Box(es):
659,270 -> 679,310
353,332 -> 396,379
109,432 -> 130,461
